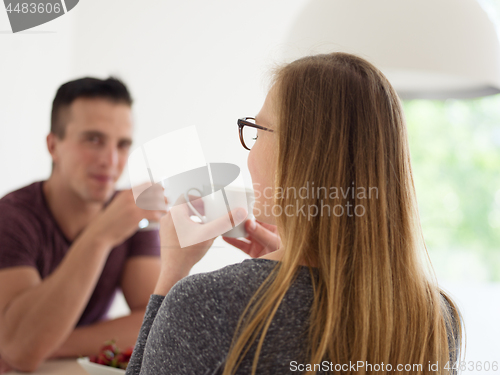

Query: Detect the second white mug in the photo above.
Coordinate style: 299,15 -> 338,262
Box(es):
184,186 -> 254,238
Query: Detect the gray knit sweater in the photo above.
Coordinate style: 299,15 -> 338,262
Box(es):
125,258 -> 458,375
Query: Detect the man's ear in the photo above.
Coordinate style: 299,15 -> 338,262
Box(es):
46,133 -> 59,165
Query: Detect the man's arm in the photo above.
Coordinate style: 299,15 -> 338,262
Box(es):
49,256 -> 161,358
120,256 -> 161,311
0,236 -> 112,372
0,190 -> 162,373
47,310 -> 147,359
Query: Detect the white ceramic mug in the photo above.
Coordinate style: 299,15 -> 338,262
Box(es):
184,186 -> 254,238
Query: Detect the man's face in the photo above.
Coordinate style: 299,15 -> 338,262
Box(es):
49,97 -> 133,203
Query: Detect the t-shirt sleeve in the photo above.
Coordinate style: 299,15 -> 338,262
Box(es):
127,229 -> 161,258
0,202 -> 39,271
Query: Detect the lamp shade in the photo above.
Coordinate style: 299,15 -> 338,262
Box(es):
281,0 -> 500,99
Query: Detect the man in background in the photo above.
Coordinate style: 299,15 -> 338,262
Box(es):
0,77 -> 163,372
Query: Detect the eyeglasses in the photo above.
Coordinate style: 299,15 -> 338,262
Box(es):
237,117 -> 274,151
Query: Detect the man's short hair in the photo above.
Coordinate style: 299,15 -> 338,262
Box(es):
50,77 -> 133,138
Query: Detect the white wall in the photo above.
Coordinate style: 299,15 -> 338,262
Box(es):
0,6 -> 74,193
0,0 -> 307,277
0,0 -> 308,196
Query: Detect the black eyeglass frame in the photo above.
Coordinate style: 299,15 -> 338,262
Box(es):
237,117 -> 274,151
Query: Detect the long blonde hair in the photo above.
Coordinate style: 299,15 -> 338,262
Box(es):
222,52 -> 463,375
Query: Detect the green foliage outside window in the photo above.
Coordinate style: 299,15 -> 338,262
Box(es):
403,97 -> 500,281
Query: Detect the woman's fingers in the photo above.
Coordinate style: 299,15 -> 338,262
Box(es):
223,220 -> 280,258
222,236 -> 251,253
169,204 -> 247,247
245,220 -> 280,251
171,194 -> 206,217
255,220 -> 278,233
222,236 -> 265,258
186,194 -> 206,215
199,208 -> 247,238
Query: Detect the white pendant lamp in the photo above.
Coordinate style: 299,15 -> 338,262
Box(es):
281,0 -> 500,99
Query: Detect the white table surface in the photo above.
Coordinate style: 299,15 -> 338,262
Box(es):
4,359 -> 89,375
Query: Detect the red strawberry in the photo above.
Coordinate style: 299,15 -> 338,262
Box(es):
96,349 -> 114,365
93,339 -> 134,368
122,346 -> 134,357
99,339 -> 118,355
96,355 -> 108,366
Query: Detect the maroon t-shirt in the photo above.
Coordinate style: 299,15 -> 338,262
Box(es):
0,181 -> 161,327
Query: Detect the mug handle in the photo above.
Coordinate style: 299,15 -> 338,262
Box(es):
184,188 -> 208,223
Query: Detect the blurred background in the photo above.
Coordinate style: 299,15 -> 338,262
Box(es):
1,0 -> 499,370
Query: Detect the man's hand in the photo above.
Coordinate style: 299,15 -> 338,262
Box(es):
87,188 -> 165,249
0,183 -> 166,372
222,220 -> 280,258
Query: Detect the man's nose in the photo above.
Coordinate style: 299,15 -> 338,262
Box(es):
100,144 -> 119,167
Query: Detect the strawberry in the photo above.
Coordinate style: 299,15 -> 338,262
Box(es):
99,339 -> 118,355
92,340 -> 134,369
122,346 -> 134,357
96,354 -> 108,366
96,349 -> 114,365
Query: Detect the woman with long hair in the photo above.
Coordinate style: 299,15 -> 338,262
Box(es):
125,52 -> 463,375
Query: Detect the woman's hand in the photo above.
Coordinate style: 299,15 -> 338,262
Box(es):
153,194 -> 247,296
222,220 -> 280,258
